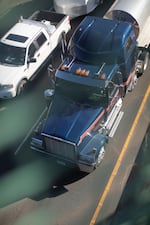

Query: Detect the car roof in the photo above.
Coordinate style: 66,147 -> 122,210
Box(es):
1,19 -> 44,48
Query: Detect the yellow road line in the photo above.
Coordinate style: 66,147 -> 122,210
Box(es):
89,85 -> 150,225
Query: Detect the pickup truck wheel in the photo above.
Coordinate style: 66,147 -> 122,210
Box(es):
17,79 -> 27,96
96,146 -> 105,167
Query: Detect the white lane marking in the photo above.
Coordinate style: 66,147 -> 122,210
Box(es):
14,107 -> 47,155
0,107 -> 6,112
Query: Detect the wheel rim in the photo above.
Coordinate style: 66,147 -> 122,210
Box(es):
97,146 -> 105,165
143,53 -> 149,71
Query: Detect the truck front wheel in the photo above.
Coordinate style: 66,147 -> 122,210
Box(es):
96,146 -> 105,167
17,79 -> 27,96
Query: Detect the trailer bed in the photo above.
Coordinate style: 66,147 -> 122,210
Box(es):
137,16 -> 150,47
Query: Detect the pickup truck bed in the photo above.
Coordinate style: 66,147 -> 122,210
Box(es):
29,10 -> 69,27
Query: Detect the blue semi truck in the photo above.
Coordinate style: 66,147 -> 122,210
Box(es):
30,0 -> 150,173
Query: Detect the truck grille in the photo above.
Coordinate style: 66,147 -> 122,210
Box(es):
44,135 -> 76,161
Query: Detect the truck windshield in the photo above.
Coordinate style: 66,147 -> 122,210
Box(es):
69,37 -> 119,65
56,78 -> 108,107
0,42 -> 26,66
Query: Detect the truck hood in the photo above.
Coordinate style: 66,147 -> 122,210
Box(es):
0,64 -> 24,84
42,94 -> 104,144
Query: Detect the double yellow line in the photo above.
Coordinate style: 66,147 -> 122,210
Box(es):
90,85 -> 150,225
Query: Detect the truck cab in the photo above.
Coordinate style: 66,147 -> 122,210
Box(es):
31,55 -> 123,172
31,1 -> 149,173
70,16 -> 138,94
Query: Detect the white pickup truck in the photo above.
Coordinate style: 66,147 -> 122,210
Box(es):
0,10 -> 71,99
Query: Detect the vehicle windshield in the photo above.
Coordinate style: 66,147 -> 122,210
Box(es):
68,36 -> 120,65
0,42 -> 26,66
55,78 -> 108,107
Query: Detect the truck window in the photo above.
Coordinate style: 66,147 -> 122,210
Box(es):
56,78 -> 108,107
0,42 -> 25,65
28,43 -> 37,58
108,81 -> 116,97
130,47 -> 137,65
111,72 -> 122,85
125,37 -> 132,52
36,33 -> 47,48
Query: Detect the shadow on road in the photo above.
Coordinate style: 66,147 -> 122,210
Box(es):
31,166 -> 87,201
0,145 -> 88,207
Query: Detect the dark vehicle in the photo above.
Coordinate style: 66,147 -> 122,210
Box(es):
30,0 -> 150,173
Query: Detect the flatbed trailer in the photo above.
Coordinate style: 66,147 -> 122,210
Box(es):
105,0 -> 150,48
137,16 -> 150,47
53,0 -> 103,18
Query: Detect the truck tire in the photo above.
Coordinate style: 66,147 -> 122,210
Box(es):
128,74 -> 138,92
143,52 -> 149,72
96,146 -> 105,167
17,79 -> 27,96
137,51 -> 149,77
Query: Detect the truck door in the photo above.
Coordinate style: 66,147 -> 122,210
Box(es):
27,32 -> 50,79
124,36 -> 137,76
34,32 -> 51,66
107,79 -> 120,112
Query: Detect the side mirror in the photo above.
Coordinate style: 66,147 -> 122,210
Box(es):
28,57 -> 36,63
29,58 -> 36,63
44,89 -> 54,106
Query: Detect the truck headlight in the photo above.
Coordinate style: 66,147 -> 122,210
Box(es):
79,149 -> 97,163
31,137 -> 43,149
1,84 -> 13,89
79,154 -> 94,163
